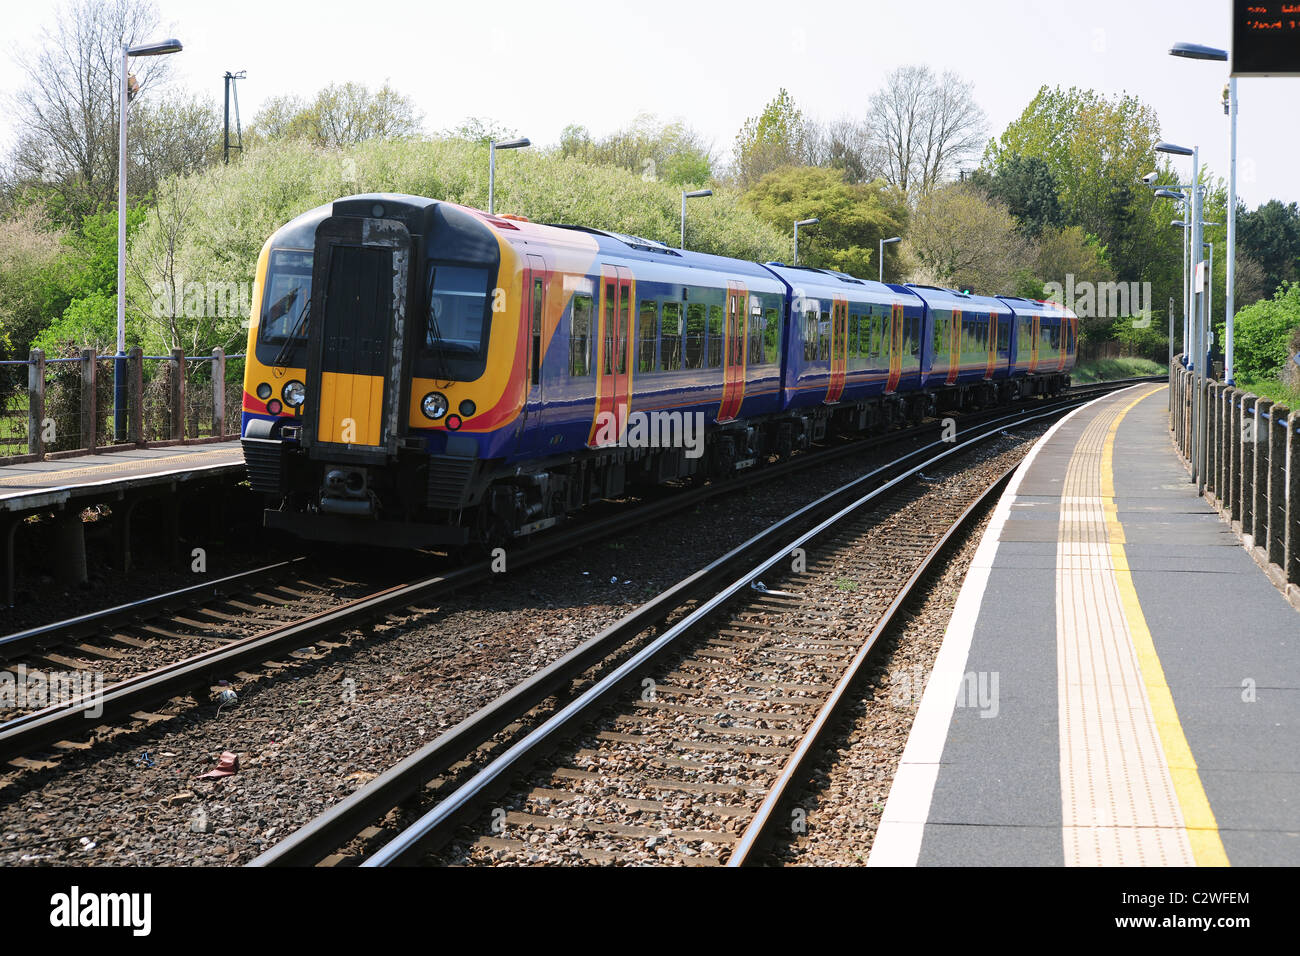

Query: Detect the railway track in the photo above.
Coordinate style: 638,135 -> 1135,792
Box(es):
0,381 -> 1148,785
250,385 -> 1127,867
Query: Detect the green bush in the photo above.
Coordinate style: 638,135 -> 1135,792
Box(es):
1230,282 -> 1300,382
127,137 -> 792,357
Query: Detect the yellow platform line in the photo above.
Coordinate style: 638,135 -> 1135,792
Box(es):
1102,384 -> 1229,867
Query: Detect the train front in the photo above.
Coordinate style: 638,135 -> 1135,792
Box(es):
240,193 -> 519,548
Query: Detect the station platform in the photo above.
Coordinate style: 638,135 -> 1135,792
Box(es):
871,383 -> 1300,867
0,443 -> 244,516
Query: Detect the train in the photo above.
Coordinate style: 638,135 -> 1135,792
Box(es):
240,193 -> 1076,548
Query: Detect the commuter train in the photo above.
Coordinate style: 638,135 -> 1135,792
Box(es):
240,193 -> 1076,548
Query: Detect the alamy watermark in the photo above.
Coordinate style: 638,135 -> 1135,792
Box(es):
0,665 -> 104,719
151,278 -> 253,321
1043,275 -> 1154,325
591,407 -> 706,459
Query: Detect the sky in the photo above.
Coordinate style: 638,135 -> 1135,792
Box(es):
0,0 -> 1295,207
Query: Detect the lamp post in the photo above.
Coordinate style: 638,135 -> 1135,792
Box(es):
879,236 -> 901,283
1171,41 -> 1235,384
793,218 -> 819,266
488,137 -> 530,216
680,189 -> 712,250
115,36 -> 182,442
1157,139 -> 1208,494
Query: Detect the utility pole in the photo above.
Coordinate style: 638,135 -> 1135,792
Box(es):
224,70 -> 246,164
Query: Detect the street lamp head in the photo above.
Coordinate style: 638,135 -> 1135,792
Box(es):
1156,141 -> 1194,157
1154,188 -> 1186,200
882,236 -> 902,245
127,38 -> 182,56
684,189 -> 712,199
796,218 -> 819,227
1169,41 -> 1228,61
1171,220 -> 1188,228
492,137 -> 530,150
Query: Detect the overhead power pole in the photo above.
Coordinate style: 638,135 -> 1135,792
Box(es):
224,70 -> 246,164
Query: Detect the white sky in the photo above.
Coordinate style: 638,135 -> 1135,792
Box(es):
1,0 -> 1295,206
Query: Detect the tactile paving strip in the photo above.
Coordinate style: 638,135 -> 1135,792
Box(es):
1056,389 -> 1195,866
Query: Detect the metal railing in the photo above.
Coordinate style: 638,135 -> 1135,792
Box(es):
1171,358 -> 1300,591
0,348 -> 245,465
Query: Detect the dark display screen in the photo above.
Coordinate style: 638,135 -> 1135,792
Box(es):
1233,0 -> 1300,76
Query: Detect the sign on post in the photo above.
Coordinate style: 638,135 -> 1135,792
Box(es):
1233,0 -> 1300,76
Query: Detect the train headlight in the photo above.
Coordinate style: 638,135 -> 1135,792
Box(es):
281,380 -> 306,408
421,392 -> 449,420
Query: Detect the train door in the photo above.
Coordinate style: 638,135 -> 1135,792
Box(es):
1030,314 -> 1040,373
588,264 -> 634,447
517,253 -> 547,450
984,312 -> 996,380
1056,315 -> 1068,372
718,280 -> 748,422
886,303 -> 904,393
826,296 -> 848,404
304,215 -> 411,460
946,309 -> 961,386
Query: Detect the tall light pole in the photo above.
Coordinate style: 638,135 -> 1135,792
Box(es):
1170,41 -> 1235,384
115,36 -> 182,442
680,189 -> 712,250
879,236 -> 901,283
488,137 -> 530,216
1158,139 -> 1208,493
793,218 -> 818,266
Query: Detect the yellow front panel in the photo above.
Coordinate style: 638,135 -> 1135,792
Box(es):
318,372 -> 384,446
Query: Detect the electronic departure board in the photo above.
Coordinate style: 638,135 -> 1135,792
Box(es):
1233,0 -> 1300,75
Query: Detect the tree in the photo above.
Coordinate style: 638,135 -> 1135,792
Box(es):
864,66 -> 988,197
902,182 -> 1030,293
733,89 -> 810,187
4,0 -> 174,222
969,154 -> 1064,238
555,114 -> 714,186
1238,200 -> 1300,295
248,82 -> 423,149
805,118 -> 876,185
743,166 -> 908,278
1229,282 -> 1300,383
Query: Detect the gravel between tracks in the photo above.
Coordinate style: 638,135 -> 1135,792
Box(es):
0,434 -> 946,866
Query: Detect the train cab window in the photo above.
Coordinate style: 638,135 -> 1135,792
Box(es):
685,302 -> 706,369
425,264 -> 492,377
638,299 -> 658,373
259,249 -> 313,345
570,293 -> 593,376
763,307 -> 781,364
661,301 -> 683,371
707,304 -> 724,367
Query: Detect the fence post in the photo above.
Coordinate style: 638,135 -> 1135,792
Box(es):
1252,399 -> 1273,548
1206,383 -> 1219,500
1267,405 -> 1288,570
128,347 -> 143,445
1217,387 -> 1229,509
80,348 -> 96,452
170,348 -> 185,442
27,350 -> 45,459
1239,394 -> 1256,532
1229,391 -> 1242,522
1286,410 -> 1300,590
212,347 -> 226,439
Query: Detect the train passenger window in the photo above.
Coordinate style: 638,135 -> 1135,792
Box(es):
764,308 -> 781,364
707,304 -> 724,367
933,314 -> 944,356
617,285 -> 629,374
638,299 -> 658,373
661,301 -> 683,371
685,302 -> 706,369
819,313 -> 830,361
908,316 -> 919,357
848,312 -> 859,360
603,282 -> 616,375
803,308 -> 818,361
570,294 -> 592,376
748,299 -> 765,365
426,264 -> 491,363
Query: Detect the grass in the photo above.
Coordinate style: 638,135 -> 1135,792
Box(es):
1071,357 -> 1168,384
1237,377 -> 1300,410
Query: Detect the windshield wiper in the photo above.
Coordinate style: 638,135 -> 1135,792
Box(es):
272,292 -> 310,370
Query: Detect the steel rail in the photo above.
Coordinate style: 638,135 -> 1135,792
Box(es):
359,398 -> 1099,866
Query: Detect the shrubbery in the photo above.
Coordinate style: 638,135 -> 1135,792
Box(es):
1229,282 -> 1300,383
